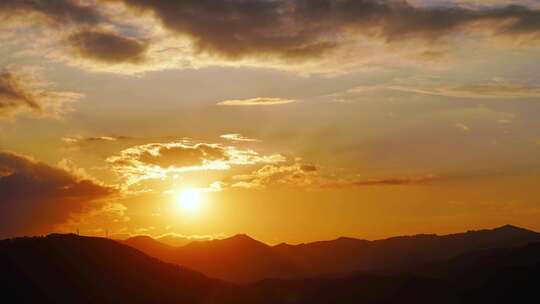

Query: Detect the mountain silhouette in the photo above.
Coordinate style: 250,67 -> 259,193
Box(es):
127,233 -> 304,283
275,224 -> 540,275
125,225 -> 540,283
2,232 -> 540,303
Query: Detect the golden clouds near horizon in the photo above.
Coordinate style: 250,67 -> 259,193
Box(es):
106,139 -> 286,186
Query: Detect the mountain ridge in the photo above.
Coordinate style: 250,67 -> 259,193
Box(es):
123,225 -> 540,283
3,232 -> 540,303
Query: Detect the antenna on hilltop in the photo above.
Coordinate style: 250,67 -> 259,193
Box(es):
76,228 -> 80,236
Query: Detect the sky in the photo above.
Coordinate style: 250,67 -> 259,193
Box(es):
1,0 -> 539,243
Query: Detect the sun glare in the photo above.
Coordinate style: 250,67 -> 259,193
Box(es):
177,188 -> 202,215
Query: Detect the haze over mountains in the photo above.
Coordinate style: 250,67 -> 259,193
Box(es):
124,225 -> 540,283
2,226 -> 540,304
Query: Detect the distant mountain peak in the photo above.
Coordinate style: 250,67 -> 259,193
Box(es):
492,224 -> 535,234
458,225 -> 536,236
495,224 -> 523,230
126,235 -> 155,242
226,234 -> 258,242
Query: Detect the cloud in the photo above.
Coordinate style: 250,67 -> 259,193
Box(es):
344,82 -> 540,100
3,1 -> 540,75
232,163 -> 321,189
217,97 -> 297,106
386,83 -> 540,99
110,0 -> 540,61
220,133 -> 260,142
106,139 -> 285,185
0,67 -> 82,119
0,71 -> 40,111
61,135 -> 131,144
108,0 -> 338,60
232,162 -> 434,190
0,1 -> 154,72
1,1 -> 539,76
60,135 -> 133,146
0,151 -> 115,238
0,0 -> 101,26
67,29 -> 148,63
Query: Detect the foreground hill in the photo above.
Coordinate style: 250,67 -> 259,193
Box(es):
125,225 -> 540,283
2,233 -> 540,303
0,234 -> 232,304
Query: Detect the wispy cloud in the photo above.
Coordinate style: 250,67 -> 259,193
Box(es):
232,162 -> 435,190
386,83 -> 540,99
0,67 -> 82,119
62,135 -> 131,144
343,82 -> 540,100
220,134 -> 261,142
217,97 -> 296,106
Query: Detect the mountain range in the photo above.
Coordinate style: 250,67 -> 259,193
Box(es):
123,224 -> 540,283
2,226 -> 540,303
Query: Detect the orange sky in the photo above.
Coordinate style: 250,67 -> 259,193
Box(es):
1,0 -> 540,243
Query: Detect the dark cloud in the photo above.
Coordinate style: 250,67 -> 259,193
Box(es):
0,2 -> 149,65
0,0 -> 101,25
3,1 -> 540,68
0,152 -> 115,238
68,30 -> 148,63
110,0 -> 540,59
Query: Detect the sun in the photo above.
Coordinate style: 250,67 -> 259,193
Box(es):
176,188 -> 202,214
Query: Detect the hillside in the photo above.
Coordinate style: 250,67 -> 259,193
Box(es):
0,234 -> 232,304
